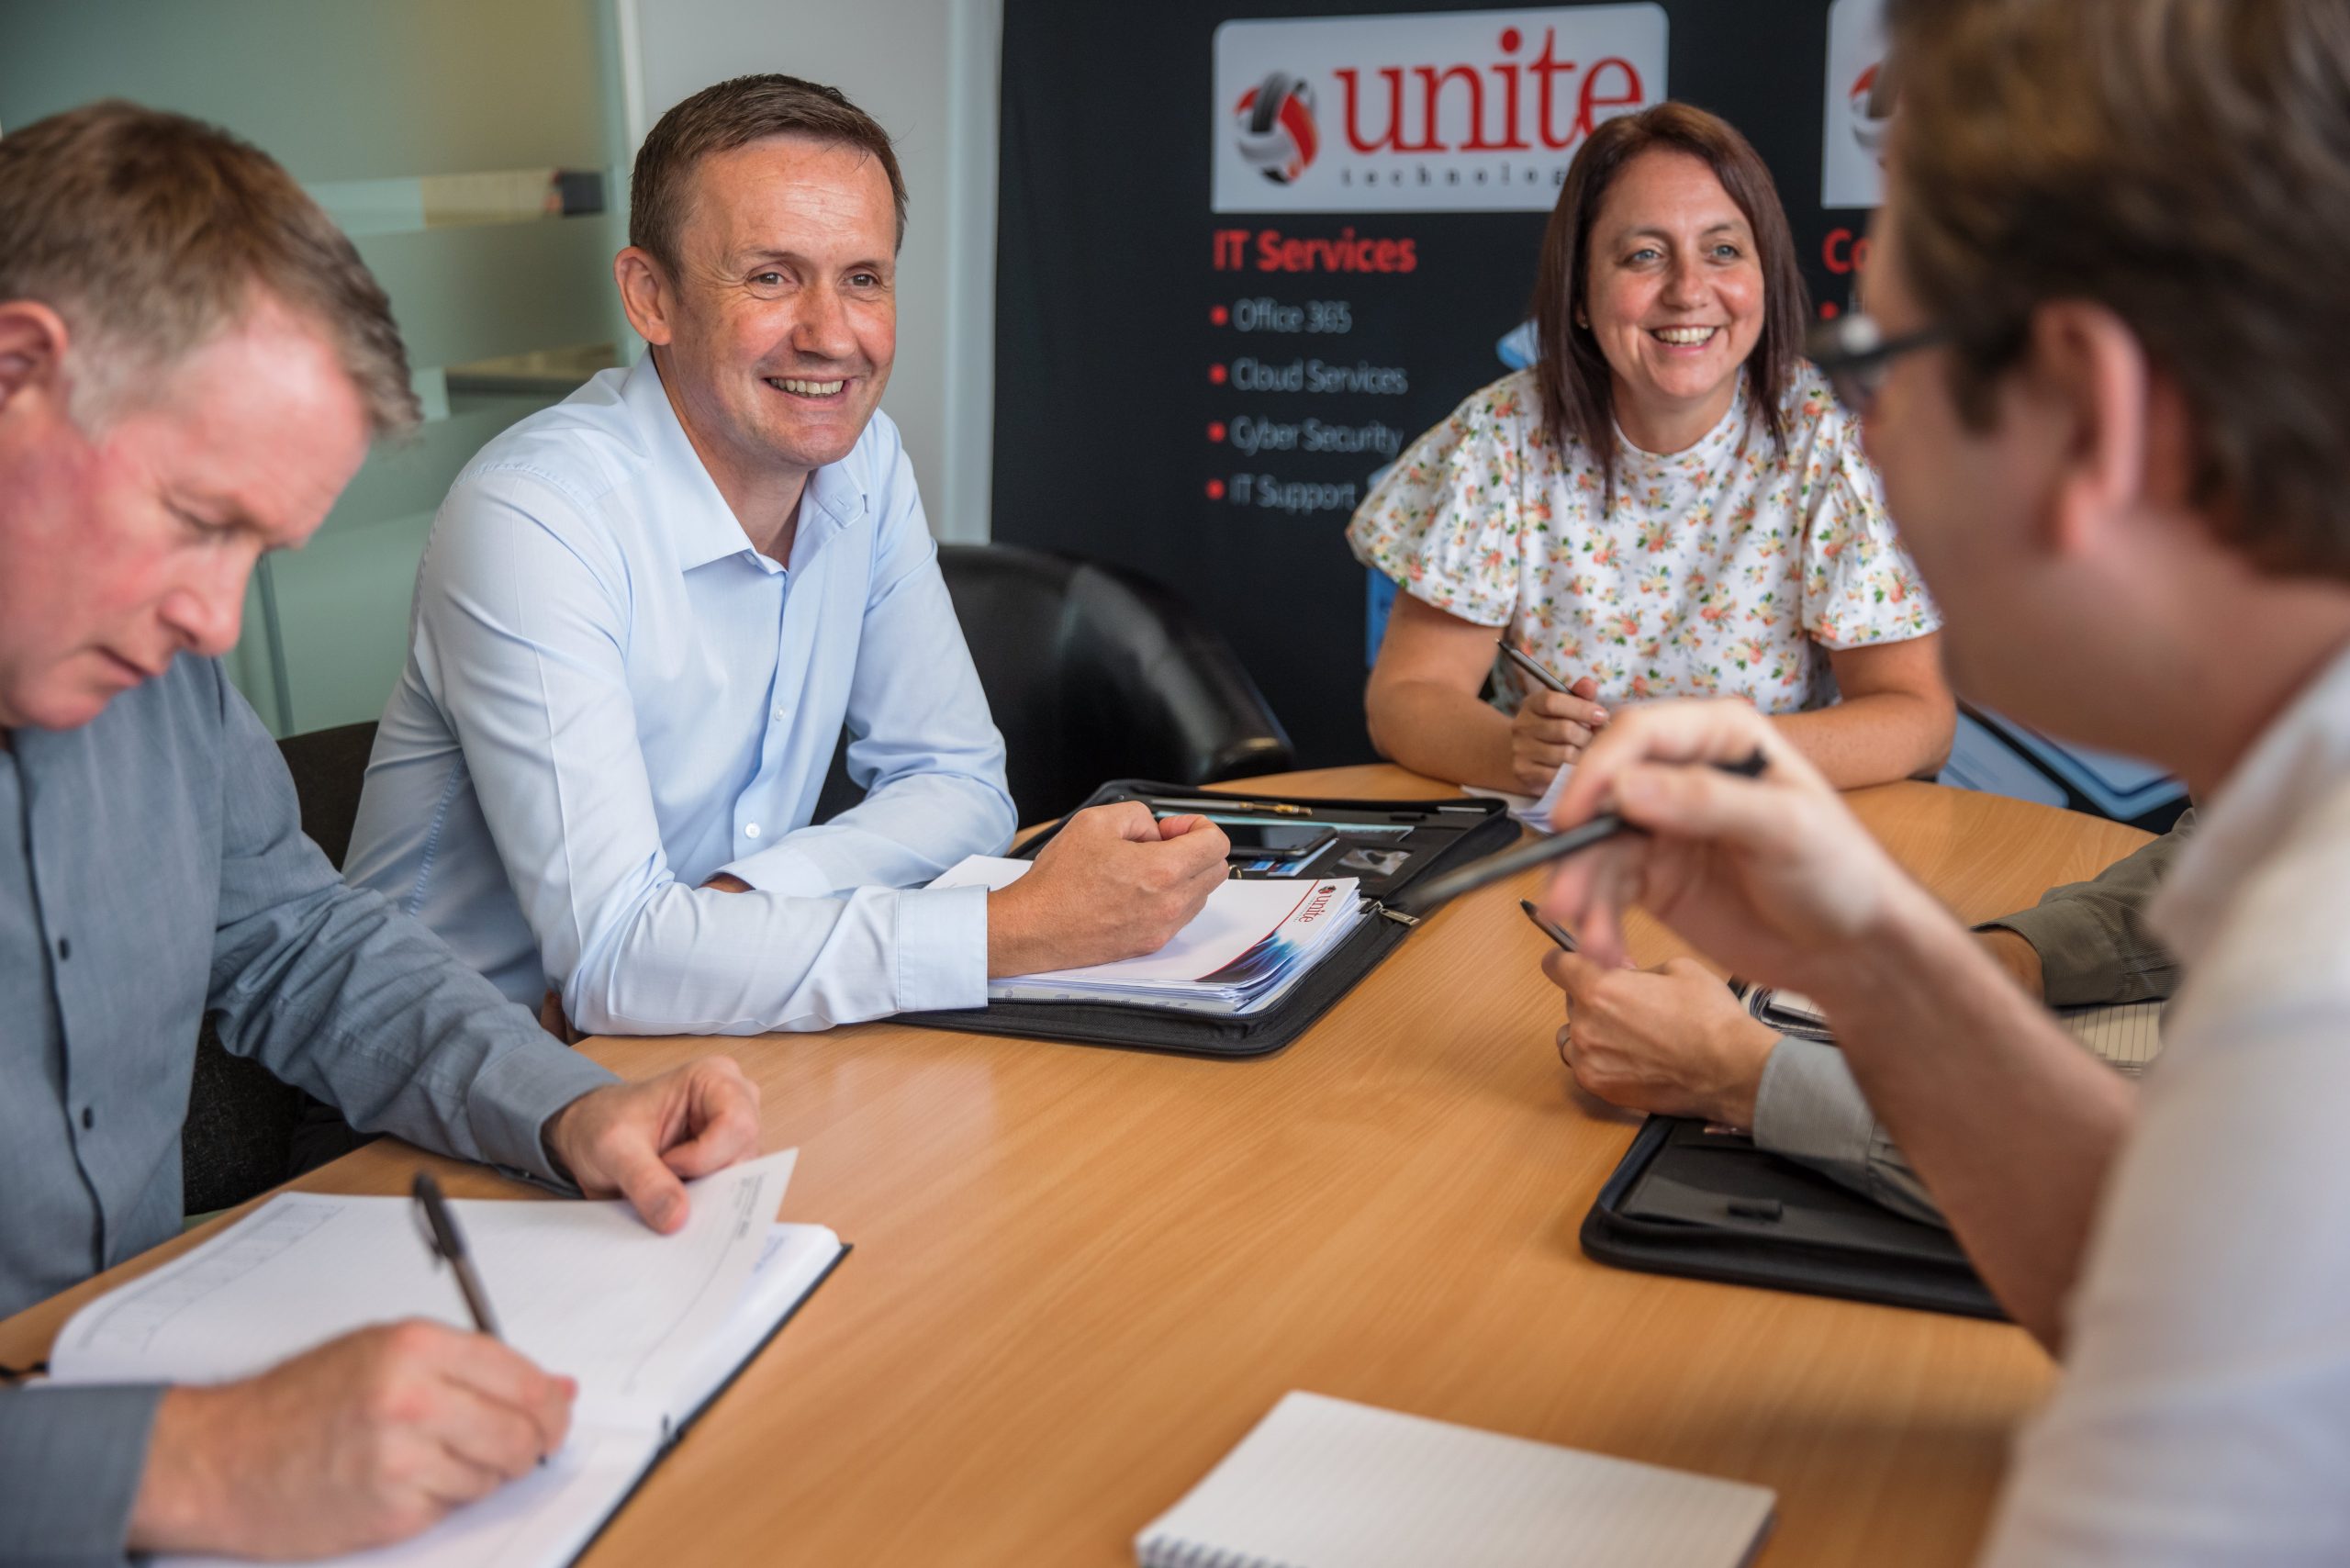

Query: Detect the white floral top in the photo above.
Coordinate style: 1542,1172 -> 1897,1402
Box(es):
1348,366 -> 1939,712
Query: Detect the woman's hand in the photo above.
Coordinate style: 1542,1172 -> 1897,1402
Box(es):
1539,699 -> 1933,991
1508,676 -> 1610,793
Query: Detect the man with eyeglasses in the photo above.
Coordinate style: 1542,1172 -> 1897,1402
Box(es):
1541,0 -> 2350,1557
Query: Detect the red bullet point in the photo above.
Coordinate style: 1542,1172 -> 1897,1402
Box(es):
1819,300 -> 1841,319
1209,363 -> 1227,385
1208,421 -> 1226,442
1210,305 -> 1229,326
1206,479 -> 1226,499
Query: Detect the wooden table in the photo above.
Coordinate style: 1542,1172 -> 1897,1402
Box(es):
1,767 -> 2153,1565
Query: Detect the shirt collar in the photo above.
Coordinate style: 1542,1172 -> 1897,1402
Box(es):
2151,637 -> 2350,964
621,354 -> 868,575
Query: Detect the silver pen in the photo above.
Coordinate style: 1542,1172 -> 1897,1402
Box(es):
1496,637 -> 1574,694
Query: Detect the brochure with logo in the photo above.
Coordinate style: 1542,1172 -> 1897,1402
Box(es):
929,855 -> 1365,1014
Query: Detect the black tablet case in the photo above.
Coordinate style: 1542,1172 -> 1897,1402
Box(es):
897,778 -> 1518,1057
1582,1116 -> 2005,1320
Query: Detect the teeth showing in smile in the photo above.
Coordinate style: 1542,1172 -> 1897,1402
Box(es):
769,377 -> 846,396
1652,326 -> 1718,346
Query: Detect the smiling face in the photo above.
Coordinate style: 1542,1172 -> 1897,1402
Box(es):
1582,150 -> 1766,449
0,296 -> 370,731
620,134 -> 896,512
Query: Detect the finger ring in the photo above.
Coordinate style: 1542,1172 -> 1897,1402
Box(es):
1555,1022 -> 1573,1067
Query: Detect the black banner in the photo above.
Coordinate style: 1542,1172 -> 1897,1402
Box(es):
993,0 -> 1880,768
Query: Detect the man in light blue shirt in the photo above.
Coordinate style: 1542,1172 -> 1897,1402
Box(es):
346,75 -> 1228,1036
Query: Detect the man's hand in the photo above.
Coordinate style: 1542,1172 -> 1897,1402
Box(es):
987,802 -> 1231,976
543,1058 -> 763,1234
129,1321 -> 573,1560
1509,676 -> 1609,794
1543,951 -> 1780,1126
1539,700 -> 1933,992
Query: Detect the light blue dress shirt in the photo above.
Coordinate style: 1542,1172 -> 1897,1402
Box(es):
344,358 -> 1016,1036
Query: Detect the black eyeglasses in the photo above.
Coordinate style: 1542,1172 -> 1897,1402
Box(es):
1805,312 -> 1948,416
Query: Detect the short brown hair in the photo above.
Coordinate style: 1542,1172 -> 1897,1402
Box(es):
1886,0 -> 2350,575
629,74 -> 908,276
1530,102 -> 1809,502
0,100 -> 418,437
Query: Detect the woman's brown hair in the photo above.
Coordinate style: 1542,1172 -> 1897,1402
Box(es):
1530,102 -> 1809,503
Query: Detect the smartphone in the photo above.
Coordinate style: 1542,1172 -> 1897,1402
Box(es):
1518,898 -> 1579,952
1200,819 -> 1337,861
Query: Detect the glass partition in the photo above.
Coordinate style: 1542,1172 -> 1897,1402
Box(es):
0,0 -> 636,734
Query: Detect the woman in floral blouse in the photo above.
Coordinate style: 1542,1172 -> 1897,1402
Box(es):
1349,102 -> 1952,797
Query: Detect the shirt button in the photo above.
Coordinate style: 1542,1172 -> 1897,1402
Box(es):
81,1105 -> 94,1130
772,707 -> 786,723
744,823 -> 761,839
56,936 -> 70,960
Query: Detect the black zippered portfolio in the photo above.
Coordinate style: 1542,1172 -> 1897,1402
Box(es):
897,778 -> 1519,1057
1582,1115 -> 2006,1320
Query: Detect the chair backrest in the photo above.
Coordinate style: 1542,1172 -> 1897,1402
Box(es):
183,720 -> 379,1215
817,544 -> 1294,825
274,720 -> 383,869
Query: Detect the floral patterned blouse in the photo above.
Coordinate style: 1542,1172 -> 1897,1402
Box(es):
1347,365 -> 1940,713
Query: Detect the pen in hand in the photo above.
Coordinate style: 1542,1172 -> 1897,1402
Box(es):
1398,748 -> 1771,916
1520,898 -> 1579,953
412,1170 -> 503,1341
1496,637 -> 1575,695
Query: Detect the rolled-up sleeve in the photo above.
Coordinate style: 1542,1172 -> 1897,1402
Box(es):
1978,811 -> 2192,1008
0,1382 -> 165,1566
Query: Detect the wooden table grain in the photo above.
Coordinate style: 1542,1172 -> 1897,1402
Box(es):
1,767 -> 2154,1566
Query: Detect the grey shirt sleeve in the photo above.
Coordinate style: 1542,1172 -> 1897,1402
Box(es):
205,676 -> 618,1183
1748,813 -> 2195,1228
0,1383 -> 164,1566
1751,1036 -> 1947,1227
1977,809 -> 2193,1007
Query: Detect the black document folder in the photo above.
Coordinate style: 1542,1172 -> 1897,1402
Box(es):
1583,1115 -> 2004,1320
899,777 -> 1518,1057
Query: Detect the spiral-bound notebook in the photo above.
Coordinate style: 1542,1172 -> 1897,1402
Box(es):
1136,1392 -> 1775,1568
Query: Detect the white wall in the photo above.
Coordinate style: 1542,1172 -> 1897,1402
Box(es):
619,0 -> 1002,543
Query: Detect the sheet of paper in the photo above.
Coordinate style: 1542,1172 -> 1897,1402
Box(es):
1136,1391 -> 1774,1568
51,1148 -> 799,1426
665,1222 -> 843,1434
931,856 -> 1356,985
1463,763 -> 1573,832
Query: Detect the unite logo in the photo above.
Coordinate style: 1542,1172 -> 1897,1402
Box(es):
1212,6 -> 1670,215
1820,0 -> 1889,208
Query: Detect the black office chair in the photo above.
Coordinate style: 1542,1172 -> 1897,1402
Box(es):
183,721 -> 380,1215
816,544 -> 1294,825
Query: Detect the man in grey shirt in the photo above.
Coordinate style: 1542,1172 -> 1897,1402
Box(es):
0,105 -> 762,1565
1545,813 -> 2187,1225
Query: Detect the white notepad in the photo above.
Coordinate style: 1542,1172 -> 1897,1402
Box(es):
1136,1392 -> 1776,1568
42,1149 -> 842,1568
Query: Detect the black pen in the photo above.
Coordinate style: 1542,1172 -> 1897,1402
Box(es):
1519,898 -> 1579,953
1143,795 -> 1311,817
1396,748 -> 1771,916
1496,637 -> 1574,695
412,1170 -> 503,1340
